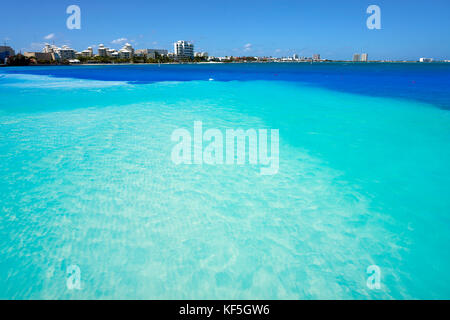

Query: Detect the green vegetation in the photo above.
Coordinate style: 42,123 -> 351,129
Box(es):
4,53 -> 263,66
74,53 -> 181,64
6,54 -> 32,66
193,56 -> 208,63
36,59 -> 56,65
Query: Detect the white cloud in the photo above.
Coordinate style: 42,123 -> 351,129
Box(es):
111,37 -> 127,44
44,33 -> 55,40
244,43 -> 252,52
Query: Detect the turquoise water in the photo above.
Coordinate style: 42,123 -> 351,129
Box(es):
0,65 -> 449,299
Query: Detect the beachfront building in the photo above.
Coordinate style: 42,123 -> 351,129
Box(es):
174,40 -> 194,60
116,43 -> 133,59
24,52 -> 54,61
98,44 -> 108,57
195,52 -> 208,58
42,44 -> 76,61
43,44 -> 55,54
122,43 -> 134,56
107,48 -> 118,57
135,49 -> 149,58
40,44 -> 58,61
78,46 -> 93,57
58,45 -> 76,60
0,45 -> 15,63
313,54 -> 321,61
218,56 -> 235,62
292,54 -> 299,61
135,49 -> 168,59
118,49 -> 132,59
352,53 -> 368,62
419,57 -> 433,62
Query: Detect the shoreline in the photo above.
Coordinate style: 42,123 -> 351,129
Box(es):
2,61 -> 448,67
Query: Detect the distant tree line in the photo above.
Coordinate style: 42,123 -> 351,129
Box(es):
6,54 -> 33,66
4,53 -> 261,66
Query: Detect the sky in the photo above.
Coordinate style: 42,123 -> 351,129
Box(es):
1,0 -> 449,60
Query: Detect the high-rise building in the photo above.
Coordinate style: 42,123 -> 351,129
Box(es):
122,43 -> 134,56
117,43 -> 134,59
107,48 -> 118,57
78,46 -> 94,57
42,44 -> 75,61
361,53 -> 368,62
43,43 -> 57,54
353,53 -> 361,62
57,45 -> 76,60
174,40 -> 194,59
313,54 -> 320,61
0,46 -> 15,63
118,50 -> 132,59
98,44 -> 107,57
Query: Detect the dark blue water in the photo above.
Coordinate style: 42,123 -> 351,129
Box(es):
2,63 -> 450,109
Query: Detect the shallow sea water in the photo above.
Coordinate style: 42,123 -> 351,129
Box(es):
0,65 -> 449,299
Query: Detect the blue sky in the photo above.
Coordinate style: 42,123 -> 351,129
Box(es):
1,0 -> 449,60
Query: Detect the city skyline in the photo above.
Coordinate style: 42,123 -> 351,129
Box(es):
3,39 -> 445,64
11,40 -> 329,63
1,0 -> 449,60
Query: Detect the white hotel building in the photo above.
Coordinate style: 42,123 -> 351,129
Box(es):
98,43 -> 134,59
43,44 -> 76,60
174,40 -> 194,59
